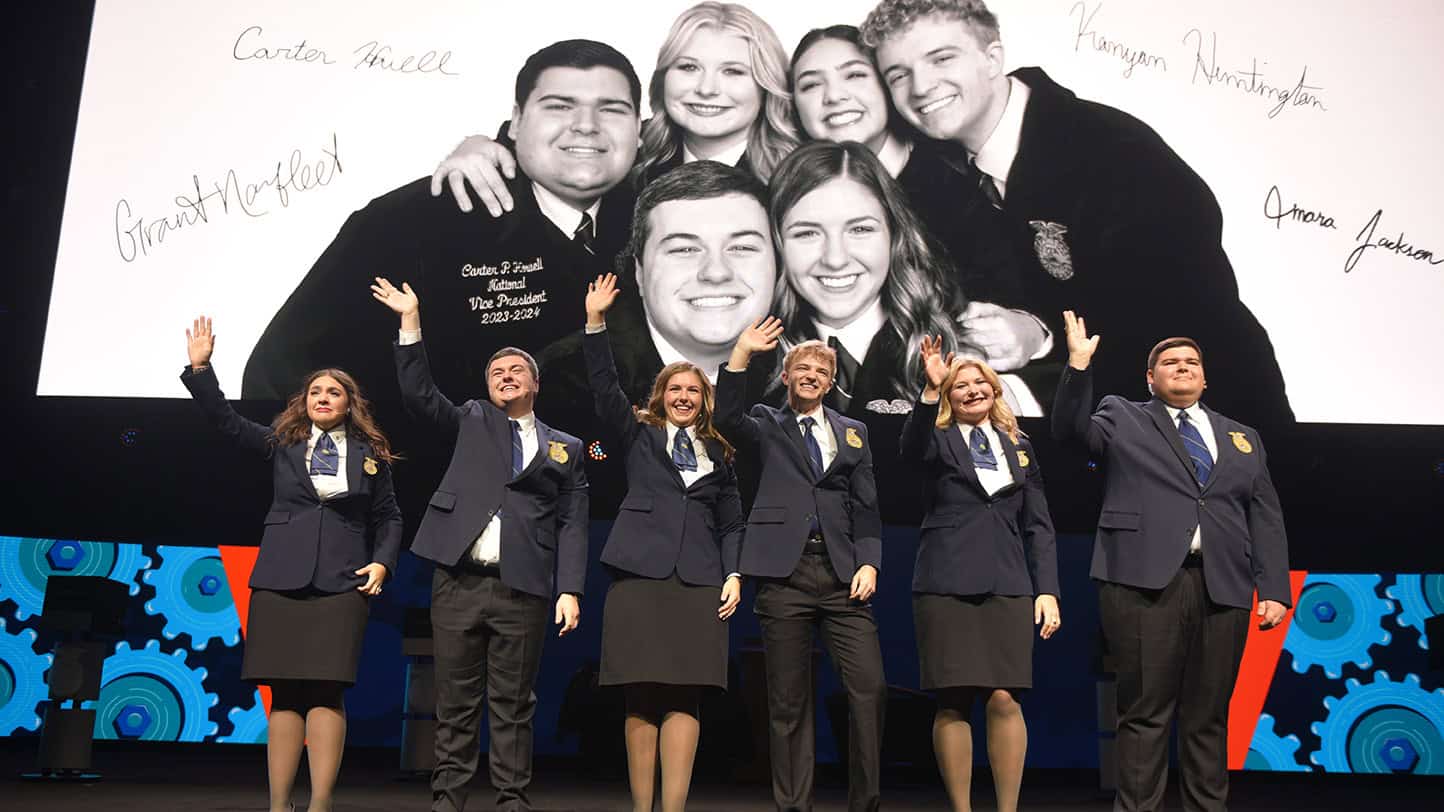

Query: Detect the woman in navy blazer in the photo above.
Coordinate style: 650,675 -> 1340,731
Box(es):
181,316 -> 401,812
582,275 -> 744,812
899,337 -> 1060,812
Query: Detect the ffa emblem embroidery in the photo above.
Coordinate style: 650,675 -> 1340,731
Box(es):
363,457 -> 379,476
548,441 -> 570,463
844,427 -> 864,449
1028,220 -> 1075,280
1016,449 -> 1031,468
1229,432 -> 1253,454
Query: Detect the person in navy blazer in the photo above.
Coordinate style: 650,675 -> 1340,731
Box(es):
900,337 -> 1058,812
373,278 -> 587,812
1054,311 -> 1290,812
181,316 -> 400,812
717,318 -> 885,812
581,273 -> 744,812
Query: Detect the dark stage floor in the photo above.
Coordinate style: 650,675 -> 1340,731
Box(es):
2,743 -> 1440,811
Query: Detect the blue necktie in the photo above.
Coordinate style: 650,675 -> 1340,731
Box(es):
800,416 -> 825,479
672,429 -> 698,472
969,426 -> 998,471
310,431 -> 339,476
510,420 -> 524,477
1177,410 -> 1213,485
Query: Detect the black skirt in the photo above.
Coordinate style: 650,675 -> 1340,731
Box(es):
599,573 -> 729,689
242,587 -> 369,685
913,592 -> 1034,691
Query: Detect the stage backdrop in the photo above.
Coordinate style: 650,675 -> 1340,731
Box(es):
34,0 -> 1444,425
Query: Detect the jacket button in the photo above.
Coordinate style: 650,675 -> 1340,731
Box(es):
1198,498 -> 1206,507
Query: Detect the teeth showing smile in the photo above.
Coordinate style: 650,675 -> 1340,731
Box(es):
563,146 -> 602,154
816,274 -> 861,290
918,95 -> 958,115
825,110 -> 864,126
685,103 -> 731,116
688,296 -> 741,309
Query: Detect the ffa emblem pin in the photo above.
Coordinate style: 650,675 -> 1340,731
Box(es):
1028,220 -> 1075,280
1229,432 -> 1253,454
363,457 -> 379,476
844,427 -> 864,449
1016,449 -> 1031,468
548,441 -> 570,463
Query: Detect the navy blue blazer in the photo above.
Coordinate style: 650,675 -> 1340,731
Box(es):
900,398 -> 1058,598
715,367 -> 882,580
396,340 -> 588,599
1052,365 -> 1290,609
180,366 -> 402,593
584,330 -> 743,586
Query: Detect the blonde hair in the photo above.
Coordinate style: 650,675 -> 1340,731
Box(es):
636,361 -> 735,463
782,339 -> 836,378
639,1 -> 800,184
934,357 -> 1019,442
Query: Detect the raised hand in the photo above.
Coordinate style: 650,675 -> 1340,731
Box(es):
919,334 -> 954,392
186,315 -> 215,368
959,301 -> 1047,371
1063,310 -> 1100,370
585,273 -> 620,326
371,277 -> 421,332
727,316 -> 786,372
428,134 -> 517,217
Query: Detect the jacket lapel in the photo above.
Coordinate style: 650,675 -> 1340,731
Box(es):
345,434 -> 367,494
773,407 -> 816,481
655,424 -> 688,489
1145,399 -> 1200,488
821,409 -> 851,478
288,441 -> 321,501
943,424 -> 989,499
996,430 -> 1026,494
516,419 -> 550,481
1202,406 -> 1231,493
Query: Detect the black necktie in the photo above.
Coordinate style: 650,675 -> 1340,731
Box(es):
510,420 -> 524,477
826,336 -> 859,413
968,155 -> 1004,210
573,212 -> 596,255
310,431 -> 339,476
672,429 -> 698,472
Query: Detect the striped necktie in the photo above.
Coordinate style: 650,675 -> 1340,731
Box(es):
1177,410 -> 1213,484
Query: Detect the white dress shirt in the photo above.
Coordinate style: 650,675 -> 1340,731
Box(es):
972,76 -> 1031,201
876,131 -> 914,178
682,138 -> 749,168
813,299 -> 887,371
666,423 -> 714,487
959,421 -> 1015,496
532,181 -> 601,240
794,405 -> 837,471
305,424 -> 349,501
1165,401 -> 1216,553
470,411 -> 540,565
646,321 -> 718,383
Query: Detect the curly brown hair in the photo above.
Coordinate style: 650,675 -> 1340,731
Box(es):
860,0 -> 1001,49
635,361 -> 735,463
270,368 -> 399,463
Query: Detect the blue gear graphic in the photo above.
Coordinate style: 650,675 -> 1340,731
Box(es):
1283,573 -> 1393,678
142,545 -> 241,650
1310,671 -> 1444,774
1386,574 -> 1444,649
1243,713 -> 1309,772
0,537 -> 152,621
218,690 -> 269,744
93,639 -> 219,742
0,617 -> 53,735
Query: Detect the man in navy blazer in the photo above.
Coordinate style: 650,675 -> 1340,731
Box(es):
1053,311 -> 1289,812
375,277 -> 587,812
717,318 -> 886,812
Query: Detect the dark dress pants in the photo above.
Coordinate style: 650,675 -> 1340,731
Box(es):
754,549 -> 886,812
431,565 -> 550,812
1098,561 -> 1250,812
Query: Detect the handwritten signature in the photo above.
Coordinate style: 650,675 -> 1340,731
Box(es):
1071,2 -> 1167,78
233,25 -> 458,77
114,133 -> 343,263
1264,185 -> 1440,273
1183,29 -> 1326,118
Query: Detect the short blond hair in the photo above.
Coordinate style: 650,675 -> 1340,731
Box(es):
783,339 -> 836,377
860,0 -> 1000,49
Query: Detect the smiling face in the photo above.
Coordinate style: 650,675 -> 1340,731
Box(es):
1147,346 -> 1207,407
662,28 -> 762,157
486,354 -> 539,413
636,193 -> 775,357
781,346 -> 835,413
780,176 -> 892,329
792,37 -> 890,151
873,13 -> 1005,151
509,65 -> 639,209
947,363 -> 996,426
307,374 -> 350,430
663,369 -> 705,428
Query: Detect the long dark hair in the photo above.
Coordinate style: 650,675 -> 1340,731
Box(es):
271,368 -> 399,463
788,24 -> 917,146
636,361 -> 735,463
769,140 -> 976,400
